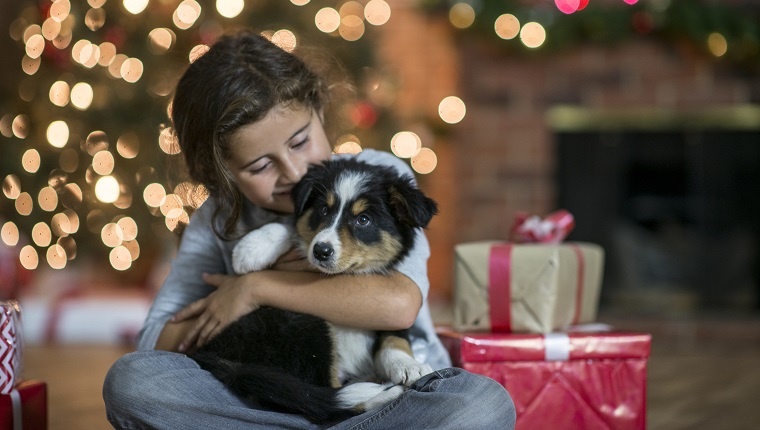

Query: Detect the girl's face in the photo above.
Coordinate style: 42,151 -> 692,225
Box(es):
226,103 -> 333,214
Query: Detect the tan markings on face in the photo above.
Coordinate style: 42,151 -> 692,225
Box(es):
295,208 -> 318,248
351,199 -> 369,216
376,334 -> 414,357
335,227 -> 403,273
326,192 -> 336,208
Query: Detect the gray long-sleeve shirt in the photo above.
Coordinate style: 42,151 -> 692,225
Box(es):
137,149 -> 452,370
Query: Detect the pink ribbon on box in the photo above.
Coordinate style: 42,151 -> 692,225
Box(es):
0,301 -> 22,395
509,209 -> 575,244
489,210 -> 586,331
488,244 -> 514,332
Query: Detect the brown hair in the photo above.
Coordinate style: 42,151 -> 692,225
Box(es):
171,30 -> 347,239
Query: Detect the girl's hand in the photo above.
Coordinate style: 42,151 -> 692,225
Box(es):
171,272 -> 259,352
271,248 -> 319,272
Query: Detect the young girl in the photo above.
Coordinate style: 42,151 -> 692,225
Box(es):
103,31 -> 515,429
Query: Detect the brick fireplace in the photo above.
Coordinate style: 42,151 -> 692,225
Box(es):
378,5 -> 760,311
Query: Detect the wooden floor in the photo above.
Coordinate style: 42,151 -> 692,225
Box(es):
22,313 -> 760,430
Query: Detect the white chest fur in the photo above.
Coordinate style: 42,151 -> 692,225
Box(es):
331,325 -> 377,383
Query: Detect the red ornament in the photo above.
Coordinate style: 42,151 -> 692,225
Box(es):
555,0 -> 581,15
349,102 -> 378,129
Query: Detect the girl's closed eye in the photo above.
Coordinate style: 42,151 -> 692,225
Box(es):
249,161 -> 271,175
292,136 -> 310,149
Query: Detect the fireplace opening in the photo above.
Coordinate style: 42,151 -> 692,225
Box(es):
556,128 -> 760,314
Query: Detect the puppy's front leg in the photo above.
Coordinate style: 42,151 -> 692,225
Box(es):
374,332 -> 433,386
232,222 -> 295,274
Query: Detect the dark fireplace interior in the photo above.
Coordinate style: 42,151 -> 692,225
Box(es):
556,129 -> 760,314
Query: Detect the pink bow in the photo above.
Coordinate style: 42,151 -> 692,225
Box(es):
509,210 -> 575,244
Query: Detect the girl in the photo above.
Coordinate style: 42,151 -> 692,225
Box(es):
103,31 -> 515,430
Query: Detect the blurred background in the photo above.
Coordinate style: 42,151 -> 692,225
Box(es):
1,0 -> 760,428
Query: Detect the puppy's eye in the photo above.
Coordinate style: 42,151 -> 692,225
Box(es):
356,214 -> 371,226
320,205 -> 329,216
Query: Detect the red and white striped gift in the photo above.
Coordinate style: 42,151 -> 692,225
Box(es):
0,301 -> 22,394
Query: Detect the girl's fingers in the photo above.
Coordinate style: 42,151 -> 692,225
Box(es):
179,313 -> 208,352
197,319 -> 219,348
172,299 -> 204,322
202,272 -> 228,287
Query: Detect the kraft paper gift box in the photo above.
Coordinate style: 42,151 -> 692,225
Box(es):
453,241 -> 605,333
438,328 -> 651,430
0,380 -> 47,430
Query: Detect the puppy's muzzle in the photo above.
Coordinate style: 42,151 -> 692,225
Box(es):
312,242 -> 334,262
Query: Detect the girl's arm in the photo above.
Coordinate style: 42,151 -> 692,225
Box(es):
165,269 -> 421,352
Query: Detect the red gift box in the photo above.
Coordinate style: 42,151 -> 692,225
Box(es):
438,328 -> 650,430
0,380 -> 47,430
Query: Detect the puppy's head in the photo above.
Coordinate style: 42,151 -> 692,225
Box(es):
292,158 -> 438,274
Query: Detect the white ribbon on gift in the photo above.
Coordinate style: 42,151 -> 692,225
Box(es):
10,387 -> 22,430
544,333 -> 570,361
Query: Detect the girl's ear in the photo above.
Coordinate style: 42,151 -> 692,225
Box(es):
388,176 -> 439,228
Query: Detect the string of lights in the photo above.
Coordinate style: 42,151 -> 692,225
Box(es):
1,0 -> 457,274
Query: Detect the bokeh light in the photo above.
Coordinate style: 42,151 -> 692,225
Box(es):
708,32 -> 728,57
411,147 -> 438,175
49,80 -> 71,106
438,96 -> 466,124
47,120 -> 70,148
365,0 -> 390,26
449,3 -> 476,29
19,245 -> 39,270
95,175 -> 120,203
216,0 -> 244,19
143,183 -> 167,207
1,222 -> 20,246
315,8 -> 340,33
71,82 -> 94,110
46,244 -> 67,269
495,14 -> 520,40
520,22 -> 547,49
32,222 -> 52,247
37,186 -> 58,211
22,149 -> 41,173
123,0 -> 149,15
390,131 -> 422,158
271,29 -> 297,52
148,28 -> 176,54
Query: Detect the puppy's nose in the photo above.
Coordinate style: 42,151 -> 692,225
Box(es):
313,242 -> 334,262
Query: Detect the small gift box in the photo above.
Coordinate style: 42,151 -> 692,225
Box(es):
438,328 -> 650,430
453,210 -> 605,333
0,302 -> 22,394
0,380 -> 47,430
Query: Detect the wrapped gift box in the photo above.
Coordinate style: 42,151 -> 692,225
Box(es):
438,328 -> 650,430
453,241 -> 604,333
0,380 -> 47,430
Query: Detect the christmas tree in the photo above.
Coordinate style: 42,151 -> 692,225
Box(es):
0,0 -> 419,278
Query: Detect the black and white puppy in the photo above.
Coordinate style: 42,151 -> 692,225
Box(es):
191,158 -> 438,424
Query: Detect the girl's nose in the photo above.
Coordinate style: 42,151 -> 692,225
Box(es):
281,157 -> 305,184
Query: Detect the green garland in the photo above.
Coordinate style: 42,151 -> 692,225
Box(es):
419,0 -> 760,71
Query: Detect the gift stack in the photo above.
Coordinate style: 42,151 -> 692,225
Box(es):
0,301 -> 47,430
440,210 -> 651,430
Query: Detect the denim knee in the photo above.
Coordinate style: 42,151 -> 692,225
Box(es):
437,368 -> 516,429
103,352 -> 149,416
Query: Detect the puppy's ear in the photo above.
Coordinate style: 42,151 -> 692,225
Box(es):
292,167 -> 318,216
388,176 -> 439,228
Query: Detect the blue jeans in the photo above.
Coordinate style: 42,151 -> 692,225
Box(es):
103,350 -> 516,429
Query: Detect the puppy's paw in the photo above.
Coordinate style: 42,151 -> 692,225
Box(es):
388,358 -> 433,386
232,223 -> 294,274
377,350 -> 433,387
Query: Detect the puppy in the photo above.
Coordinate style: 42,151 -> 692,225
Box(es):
191,158 -> 438,424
